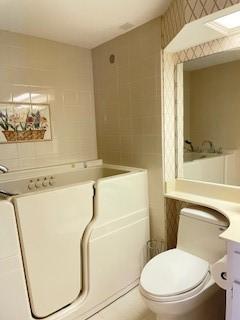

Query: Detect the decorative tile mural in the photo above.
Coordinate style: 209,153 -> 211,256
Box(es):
0,103 -> 51,143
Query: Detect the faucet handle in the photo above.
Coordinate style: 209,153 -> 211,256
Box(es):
0,164 -> 8,174
216,147 -> 223,154
201,140 -> 215,153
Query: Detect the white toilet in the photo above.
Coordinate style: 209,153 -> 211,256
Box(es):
140,207 -> 228,320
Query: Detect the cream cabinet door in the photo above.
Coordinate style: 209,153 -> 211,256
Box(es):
227,242 -> 240,320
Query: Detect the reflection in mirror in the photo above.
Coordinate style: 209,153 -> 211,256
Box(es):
183,48 -> 240,186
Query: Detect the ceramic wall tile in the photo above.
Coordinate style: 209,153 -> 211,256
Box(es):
0,30 -> 97,170
93,18 -> 165,242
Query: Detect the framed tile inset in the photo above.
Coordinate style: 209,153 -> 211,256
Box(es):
0,102 -> 52,143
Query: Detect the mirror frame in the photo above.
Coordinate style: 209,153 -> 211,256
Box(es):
162,33 -> 240,194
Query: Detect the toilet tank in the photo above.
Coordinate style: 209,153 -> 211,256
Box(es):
177,207 -> 228,263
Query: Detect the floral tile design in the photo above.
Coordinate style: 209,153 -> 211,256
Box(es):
0,103 -> 51,143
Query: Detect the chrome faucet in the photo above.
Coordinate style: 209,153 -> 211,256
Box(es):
201,140 -> 215,153
184,140 -> 194,152
0,164 -> 8,174
0,190 -> 16,197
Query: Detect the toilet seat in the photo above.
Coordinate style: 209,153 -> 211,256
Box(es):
140,272 -> 210,303
140,249 -> 210,303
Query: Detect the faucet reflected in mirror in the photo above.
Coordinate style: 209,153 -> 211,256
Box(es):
201,140 -> 215,153
184,140 -> 222,155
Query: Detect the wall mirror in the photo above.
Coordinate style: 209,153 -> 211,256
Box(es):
181,48 -> 240,186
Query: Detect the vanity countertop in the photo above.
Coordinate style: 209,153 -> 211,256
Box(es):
165,179 -> 240,244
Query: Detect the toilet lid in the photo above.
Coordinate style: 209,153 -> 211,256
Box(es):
140,249 -> 209,297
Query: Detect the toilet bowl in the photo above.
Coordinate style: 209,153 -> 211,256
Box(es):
140,207 -> 228,320
140,248 -> 222,320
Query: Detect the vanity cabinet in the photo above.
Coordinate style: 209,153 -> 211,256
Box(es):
227,241 -> 240,320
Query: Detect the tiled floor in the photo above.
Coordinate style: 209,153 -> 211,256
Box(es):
87,287 -> 155,320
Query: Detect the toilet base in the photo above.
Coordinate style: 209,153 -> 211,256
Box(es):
155,287 -> 225,320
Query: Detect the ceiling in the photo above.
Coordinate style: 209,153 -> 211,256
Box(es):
0,0 -> 171,49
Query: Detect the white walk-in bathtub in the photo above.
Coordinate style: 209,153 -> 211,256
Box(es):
0,160 -> 149,320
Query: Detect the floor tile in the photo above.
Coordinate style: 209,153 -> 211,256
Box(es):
77,286 -> 155,320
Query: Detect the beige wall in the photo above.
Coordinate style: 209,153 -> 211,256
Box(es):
185,60 -> 240,150
92,18 -> 164,241
0,30 -> 97,170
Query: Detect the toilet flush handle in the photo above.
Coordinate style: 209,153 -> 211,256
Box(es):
221,272 -> 227,281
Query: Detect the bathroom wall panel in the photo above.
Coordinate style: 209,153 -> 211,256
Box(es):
0,30 -> 97,171
92,18 -> 164,241
0,201 -> 31,320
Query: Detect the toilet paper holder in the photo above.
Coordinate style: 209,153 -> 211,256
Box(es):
212,255 -> 230,290
221,272 -> 227,281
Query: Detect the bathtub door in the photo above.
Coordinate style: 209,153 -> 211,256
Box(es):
13,181 -> 94,318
